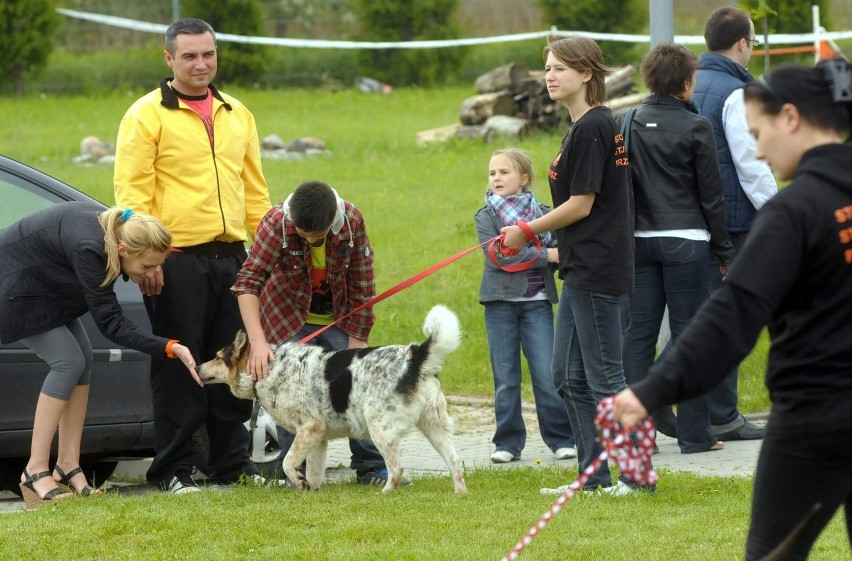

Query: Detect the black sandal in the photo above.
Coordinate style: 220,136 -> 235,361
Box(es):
53,465 -> 101,497
19,469 -> 72,509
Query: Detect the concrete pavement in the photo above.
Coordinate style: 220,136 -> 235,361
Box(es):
0,396 -> 765,513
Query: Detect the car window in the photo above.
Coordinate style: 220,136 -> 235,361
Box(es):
0,172 -> 63,229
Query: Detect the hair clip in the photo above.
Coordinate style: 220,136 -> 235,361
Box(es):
120,208 -> 135,223
822,59 -> 852,102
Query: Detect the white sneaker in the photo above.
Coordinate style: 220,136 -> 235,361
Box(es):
598,480 -> 635,497
554,447 -> 577,460
490,451 -> 518,464
539,484 -> 571,496
597,480 -> 654,497
165,474 -> 201,495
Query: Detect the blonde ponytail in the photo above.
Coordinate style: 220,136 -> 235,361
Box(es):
98,207 -> 172,286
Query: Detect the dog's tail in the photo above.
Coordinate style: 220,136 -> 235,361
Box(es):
421,305 -> 461,375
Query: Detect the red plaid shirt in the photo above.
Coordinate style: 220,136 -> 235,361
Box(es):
232,203 -> 376,344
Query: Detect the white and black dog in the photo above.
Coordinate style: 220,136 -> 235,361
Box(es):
198,305 -> 467,494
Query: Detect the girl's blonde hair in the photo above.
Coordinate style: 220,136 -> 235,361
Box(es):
98,207 -> 172,286
543,36 -> 613,107
491,148 -> 534,191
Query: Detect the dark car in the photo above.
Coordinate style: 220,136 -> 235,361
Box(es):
0,156 -> 283,495
0,155 -> 155,494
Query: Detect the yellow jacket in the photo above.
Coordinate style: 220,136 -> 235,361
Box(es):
114,80 -> 271,247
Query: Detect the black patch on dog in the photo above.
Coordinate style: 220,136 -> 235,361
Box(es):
323,348 -> 380,413
324,350 -> 355,413
396,338 -> 431,398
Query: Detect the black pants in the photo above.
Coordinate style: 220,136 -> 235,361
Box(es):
144,244 -> 255,485
745,414 -> 852,560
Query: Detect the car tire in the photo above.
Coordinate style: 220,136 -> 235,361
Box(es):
0,457 -> 27,496
79,458 -> 118,488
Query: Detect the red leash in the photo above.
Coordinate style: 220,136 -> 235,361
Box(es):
502,397 -> 658,561
298,221 -> 542,344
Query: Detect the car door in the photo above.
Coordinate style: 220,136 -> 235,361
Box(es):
0,156 -> 155,491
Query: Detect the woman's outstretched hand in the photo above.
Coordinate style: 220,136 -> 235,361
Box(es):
171,343 -> 203,387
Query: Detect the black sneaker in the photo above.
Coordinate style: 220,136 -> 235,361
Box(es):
356,468 -> 411,487
163,472 -> 201,494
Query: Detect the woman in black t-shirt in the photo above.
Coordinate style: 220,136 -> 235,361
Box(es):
501,36 -> 643,497
613,60 -> 852,560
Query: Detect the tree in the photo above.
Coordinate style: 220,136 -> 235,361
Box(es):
740,0 -> 832,66
0,0 -> 61,97
351,0 -> 468,87
181,0 -> 271,87
739,0 -> 778,74
538,0 -> 648,68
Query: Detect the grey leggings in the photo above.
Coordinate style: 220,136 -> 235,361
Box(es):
20,319 -> 92,400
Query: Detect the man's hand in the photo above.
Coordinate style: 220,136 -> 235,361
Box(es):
611,389 -> 649,430
140,265 -> 164,296
348,335 -> 367,350
247,339 -> 276,382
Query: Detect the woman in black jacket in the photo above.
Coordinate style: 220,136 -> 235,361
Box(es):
620,43 -> 736,454
0,202 -> 200,508
614,60 -> 852,560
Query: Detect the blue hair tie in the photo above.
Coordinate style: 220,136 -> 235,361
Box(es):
120,208 -> 135,223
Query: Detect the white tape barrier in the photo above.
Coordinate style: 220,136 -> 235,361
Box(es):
57,8 -> 852,49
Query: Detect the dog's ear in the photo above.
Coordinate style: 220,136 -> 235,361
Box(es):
234,329 -> 248,353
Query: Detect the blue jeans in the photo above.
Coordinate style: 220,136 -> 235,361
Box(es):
554,285 -> 634,490
275,324 -> 385,474
623,237 -> 716,453
707,231 -> 750,429
484,300 -> 574,456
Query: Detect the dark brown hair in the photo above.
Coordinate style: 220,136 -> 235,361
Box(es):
704,6 -> 751,52
640,43 -> 699,98
543,36 -> 612,106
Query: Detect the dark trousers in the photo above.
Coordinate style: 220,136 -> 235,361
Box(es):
706,231 -> 750,428
745,416 -> 852,560
624,237 -> 716,453
144,246 -> 255,484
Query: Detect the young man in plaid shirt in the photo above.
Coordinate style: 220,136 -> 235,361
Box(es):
232,180 -> 398,485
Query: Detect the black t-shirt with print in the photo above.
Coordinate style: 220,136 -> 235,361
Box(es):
548,105 -> 634,295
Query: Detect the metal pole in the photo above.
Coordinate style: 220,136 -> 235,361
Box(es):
649,0 -> 675,47
172,0 -> 181,22
812,4 -> 821,64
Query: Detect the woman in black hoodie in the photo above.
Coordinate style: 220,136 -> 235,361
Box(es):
613,60 -> 852,561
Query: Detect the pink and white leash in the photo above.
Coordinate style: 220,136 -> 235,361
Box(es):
501,397 -> 658,561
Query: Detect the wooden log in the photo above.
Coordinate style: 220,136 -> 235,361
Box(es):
606,92 -> 645,113
459,90 -> 519,125
605,65 -> 636,98
415,123 -> 461,146
474,62 -> 530,94
483,115 -> 530,142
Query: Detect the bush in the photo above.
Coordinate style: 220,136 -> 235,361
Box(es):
181,0 -> 272,87
538,0 -> 648,67
351,0 -> 469,87
0,0 -> 62,97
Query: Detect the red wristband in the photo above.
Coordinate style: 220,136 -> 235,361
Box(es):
516,220 -> 535,242
165,339 -> 179,359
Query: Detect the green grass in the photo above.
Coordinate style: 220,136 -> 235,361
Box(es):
0,87 -> 771,410
0,468 -> 847,560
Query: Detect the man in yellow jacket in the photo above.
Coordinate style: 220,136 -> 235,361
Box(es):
114,18 -> 272,494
